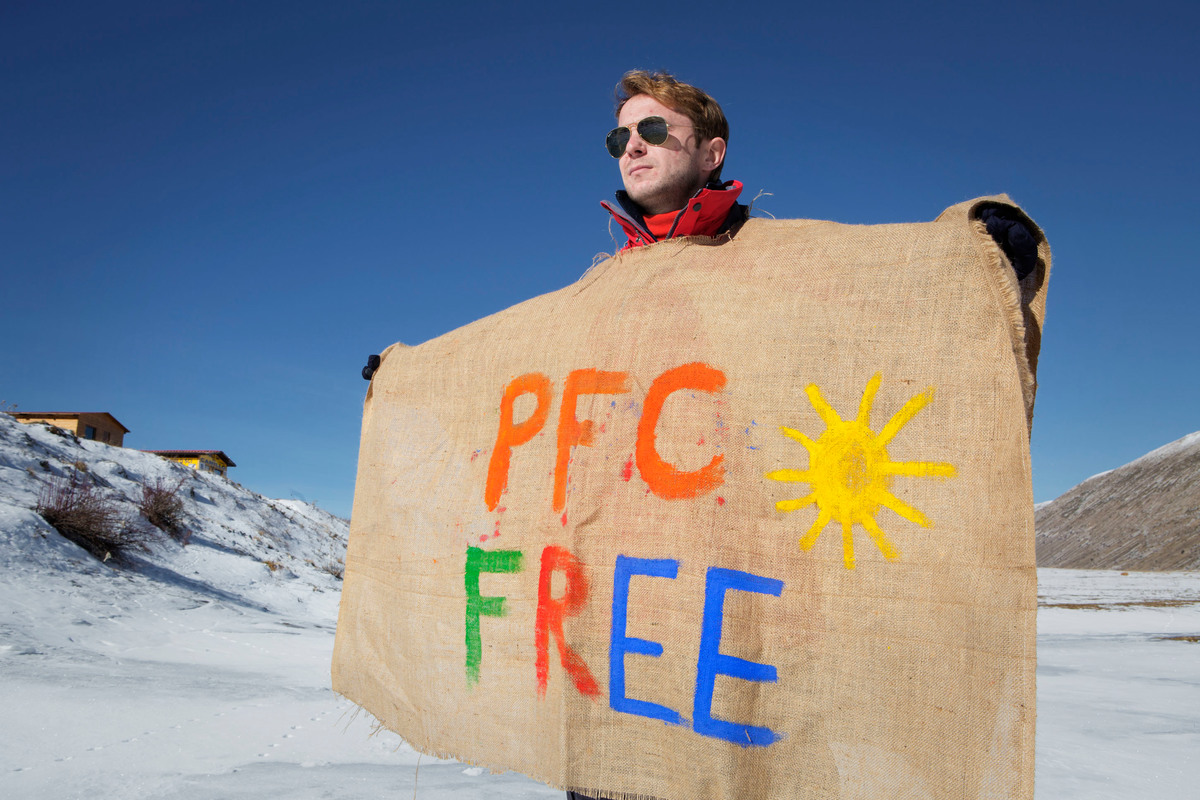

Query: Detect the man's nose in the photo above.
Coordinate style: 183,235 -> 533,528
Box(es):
624,127 -> 647,156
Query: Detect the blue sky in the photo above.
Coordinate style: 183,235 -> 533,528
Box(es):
3,1 -> 1197,519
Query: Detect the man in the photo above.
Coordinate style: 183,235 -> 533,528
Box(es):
601,70 -> 748,251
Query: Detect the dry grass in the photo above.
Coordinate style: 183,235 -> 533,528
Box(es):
307,556 -> 344,580
36,475 -> 152,561
139,478 -> 187,543
1039,599 -> 1200,610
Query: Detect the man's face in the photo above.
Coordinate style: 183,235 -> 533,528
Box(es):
616,94 -> 725,215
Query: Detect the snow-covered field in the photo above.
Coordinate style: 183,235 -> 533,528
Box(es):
0,559 -> 558,800
1035,569 -> 1200,798
1,414 -> 1197,798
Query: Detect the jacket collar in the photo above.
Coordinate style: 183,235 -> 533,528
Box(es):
601,179 -> 745,249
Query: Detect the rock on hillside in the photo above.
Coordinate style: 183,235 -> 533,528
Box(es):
1036,431 -> 1200,570
0,411 -> 348,621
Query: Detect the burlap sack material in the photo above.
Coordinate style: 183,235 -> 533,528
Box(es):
332,196 -> 1050,800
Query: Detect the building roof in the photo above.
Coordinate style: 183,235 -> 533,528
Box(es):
143,450 -> 237,467
9,411 -> 131,433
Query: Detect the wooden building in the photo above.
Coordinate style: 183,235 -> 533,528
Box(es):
9,412 -> 130,446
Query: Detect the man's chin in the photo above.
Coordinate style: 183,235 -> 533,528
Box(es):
623,181 -> 655,204
627,188 -> 680,216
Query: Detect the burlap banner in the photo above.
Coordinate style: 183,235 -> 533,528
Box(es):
333,196 -> 1050,799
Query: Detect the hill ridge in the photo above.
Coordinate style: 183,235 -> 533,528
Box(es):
1036,430 -> 1200,570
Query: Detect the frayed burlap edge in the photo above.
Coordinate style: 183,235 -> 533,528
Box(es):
940,195 -> 1050,433
362,341 -> 410,406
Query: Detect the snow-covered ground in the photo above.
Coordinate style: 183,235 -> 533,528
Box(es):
1,414 -> 1197,798
1036,569 -> 1200,798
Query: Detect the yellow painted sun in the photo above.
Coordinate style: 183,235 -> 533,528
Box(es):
766,373 -> 956,570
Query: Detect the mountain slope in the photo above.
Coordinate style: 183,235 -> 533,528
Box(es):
1036,432 -> 1200,570
0,411 -> 349,629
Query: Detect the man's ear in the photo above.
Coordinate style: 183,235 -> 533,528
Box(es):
702,137 -> 727,174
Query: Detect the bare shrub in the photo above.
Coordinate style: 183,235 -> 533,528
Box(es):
36,474 -> 153,561
322,557 -> 344,580
307,556 -> 344,580
140,478 -> 187,543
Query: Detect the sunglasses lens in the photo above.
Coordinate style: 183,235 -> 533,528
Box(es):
606,128 -> 630,158
606,116 -> 672,157
638,116 -> 669,145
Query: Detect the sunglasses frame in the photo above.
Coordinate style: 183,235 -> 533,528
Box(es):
606,115 -> 691,158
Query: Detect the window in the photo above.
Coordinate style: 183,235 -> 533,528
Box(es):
84,425 -> 96,439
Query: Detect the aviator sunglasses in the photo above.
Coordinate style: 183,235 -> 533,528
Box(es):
606,115 -> 690,158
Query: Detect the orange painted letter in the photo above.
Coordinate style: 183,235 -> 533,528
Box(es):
485,373 -> 552,510
636,362 -> 727,500
553,369 -> 630,512
535,545 -> 599,699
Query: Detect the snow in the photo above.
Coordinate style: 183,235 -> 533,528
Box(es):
2,413 -> 1198,798
1080,468 -> 1113,484
1036,569 -> 1200,798
1078,430 -> 1200,488
1132,430 -> 1200,465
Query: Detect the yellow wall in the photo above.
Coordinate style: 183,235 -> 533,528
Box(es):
162,454 -> 229,477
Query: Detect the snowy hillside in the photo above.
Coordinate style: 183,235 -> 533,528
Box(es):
0,411 -> 349,613
1036,430 -> 1200,570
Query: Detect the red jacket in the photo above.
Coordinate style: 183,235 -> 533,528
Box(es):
601,180 -> 747,249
